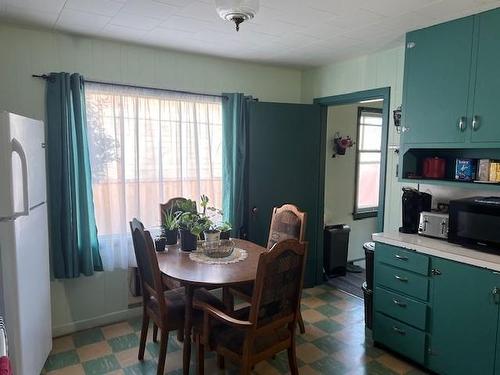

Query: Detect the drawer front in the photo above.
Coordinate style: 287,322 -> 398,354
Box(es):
375,243 -> 429,276
375,263 -> 429,300
374,287 -> 427,330
373,312 -> 426,365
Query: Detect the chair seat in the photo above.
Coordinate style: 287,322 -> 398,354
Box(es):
147,287 -> 227,329
209,307 -> 290,355
231,282 -> 254,299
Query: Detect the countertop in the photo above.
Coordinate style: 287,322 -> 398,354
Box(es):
372,232 -> 500,272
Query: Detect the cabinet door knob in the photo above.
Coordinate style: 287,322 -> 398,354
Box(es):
431,269 -> 442,276
472,115 -> 480,131
457,116 -> 467,132
492,287 -> 500,304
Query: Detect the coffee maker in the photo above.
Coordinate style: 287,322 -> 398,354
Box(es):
399,187 -> 432,234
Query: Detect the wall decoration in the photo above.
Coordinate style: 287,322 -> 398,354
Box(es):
332,132 -> 355,157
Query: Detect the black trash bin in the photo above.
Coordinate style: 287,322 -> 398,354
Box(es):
362,241 -> 375,329
323,224 -> 351,277
364,241 -> 375,290
362,282 -> 373,329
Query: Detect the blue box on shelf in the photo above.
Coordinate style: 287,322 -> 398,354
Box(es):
455,158 -> 476,181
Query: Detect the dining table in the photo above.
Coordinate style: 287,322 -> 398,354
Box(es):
156,239 -> 265,375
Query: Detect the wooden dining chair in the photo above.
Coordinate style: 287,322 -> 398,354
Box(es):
229,204 -> 307,333
129,219 -> 225,375
194,239 -> 308,375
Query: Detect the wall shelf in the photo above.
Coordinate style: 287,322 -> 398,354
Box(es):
400,178 -> 500,190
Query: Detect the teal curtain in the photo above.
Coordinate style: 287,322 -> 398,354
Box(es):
46,72 -> 103,278
222,93 -> 253,238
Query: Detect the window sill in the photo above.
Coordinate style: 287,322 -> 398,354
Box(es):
353,211 -> 378,220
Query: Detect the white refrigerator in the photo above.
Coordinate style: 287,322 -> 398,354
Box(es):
0,111 -> 52,375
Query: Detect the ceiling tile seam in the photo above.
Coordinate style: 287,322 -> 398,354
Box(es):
53,0 -> 69,30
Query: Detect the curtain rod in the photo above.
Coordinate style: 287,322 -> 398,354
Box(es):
32,74 -> 228,100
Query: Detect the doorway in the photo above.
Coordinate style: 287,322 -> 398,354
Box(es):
315,88 -> 390,295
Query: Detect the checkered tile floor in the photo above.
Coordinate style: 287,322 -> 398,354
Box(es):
42,283 -> 430,374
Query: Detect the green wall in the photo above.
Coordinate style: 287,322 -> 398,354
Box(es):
302,46 -> 411,235
0,22 -> 303,336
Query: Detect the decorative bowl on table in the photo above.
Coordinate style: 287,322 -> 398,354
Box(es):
201,239 -> 235,258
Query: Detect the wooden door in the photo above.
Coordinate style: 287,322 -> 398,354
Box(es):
247,102 -> 322,287
471,8 -> 500,143
428,257 -> 499,375
402,16 -> 474,145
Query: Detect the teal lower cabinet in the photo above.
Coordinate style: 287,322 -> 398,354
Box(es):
428,257 -> 499,375
373,242 -> 500,374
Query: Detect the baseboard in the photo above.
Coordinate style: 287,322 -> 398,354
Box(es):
52,306 -> 142,337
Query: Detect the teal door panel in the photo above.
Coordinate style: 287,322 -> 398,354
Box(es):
247,102 -> 322,287
402,16 -> 474,144
471,8 -> 500,143
429,257 -> 499,375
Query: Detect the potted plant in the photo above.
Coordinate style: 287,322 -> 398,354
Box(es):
178,211 -> 208,251
162,208 -> 179,245
218,221 -> 232,240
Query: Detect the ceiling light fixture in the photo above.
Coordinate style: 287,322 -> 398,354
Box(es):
215,0 -> 259,32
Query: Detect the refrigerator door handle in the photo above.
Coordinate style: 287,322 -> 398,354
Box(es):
11,137 -> 29,217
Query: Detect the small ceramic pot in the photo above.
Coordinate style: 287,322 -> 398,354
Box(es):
154,237 -> 166,252
220,230 -> 231,240
179,229 -> 197,251
163,229 -> 178,245
204,230 -> 221,243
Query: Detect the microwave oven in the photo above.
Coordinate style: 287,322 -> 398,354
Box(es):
448,196 -> 500,252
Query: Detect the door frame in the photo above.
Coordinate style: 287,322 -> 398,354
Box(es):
313,87 -> 391,283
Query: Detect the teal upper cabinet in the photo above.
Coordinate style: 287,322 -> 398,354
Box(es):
402,16 -> 474,145
428,257 -> 499,375
471,8 -> 500,143
401,7 -> 500,147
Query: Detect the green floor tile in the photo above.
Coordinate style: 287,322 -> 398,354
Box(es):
73,327 -> 105,348
364,361 -> 399,375
313,318 -> 344,334
82,354 -> 120,375
108,333 -> 140,352
315,292 -> 343,303
310,355 -> 347,373
316,303 -> 342,317
123,359 -> 158,375
312,335 -> 345,354
268,351 -> 304,374
128,317 -> 143,332
44,350 -> 79,372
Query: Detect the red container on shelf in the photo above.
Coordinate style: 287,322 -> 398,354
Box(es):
422,157 -> 446,179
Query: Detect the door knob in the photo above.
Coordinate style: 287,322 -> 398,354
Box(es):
472,115 -> 480,131
457,117 -> 467,132
251,206 -> 258,215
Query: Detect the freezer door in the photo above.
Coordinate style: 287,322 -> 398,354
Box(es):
0,203 -> 52,375
0,111 -> 46,219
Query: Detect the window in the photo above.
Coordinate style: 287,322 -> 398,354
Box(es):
354,107 -> 382,219
85,83 -> 222,269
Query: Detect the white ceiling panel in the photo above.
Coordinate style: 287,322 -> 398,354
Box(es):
56,8 -> 111,30
1,0 -> 500,67
65,0 -> 124,17
110,12 -> 163,31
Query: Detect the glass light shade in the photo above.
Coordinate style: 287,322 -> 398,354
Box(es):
215,0 -> 259,21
